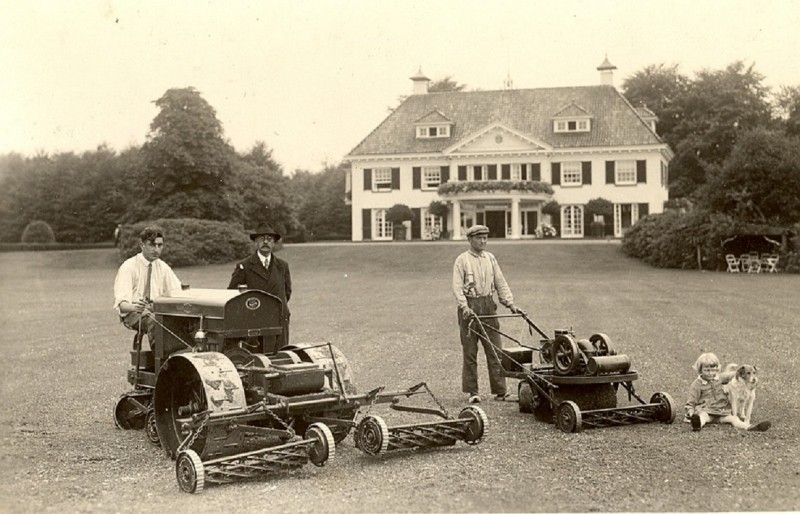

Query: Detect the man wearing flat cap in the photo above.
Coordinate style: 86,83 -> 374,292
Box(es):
229,222 -> 292,345
453,224 -> 518,404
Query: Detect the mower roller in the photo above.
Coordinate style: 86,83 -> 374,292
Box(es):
467,311 -> 677,433
115,287 -> 487,493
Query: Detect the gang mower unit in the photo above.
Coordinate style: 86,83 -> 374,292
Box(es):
467,311 -> 677,433
114,287 -> 487,493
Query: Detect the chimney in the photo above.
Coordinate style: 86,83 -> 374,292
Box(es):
597,56 -> 617,86
410,67 -> 430,95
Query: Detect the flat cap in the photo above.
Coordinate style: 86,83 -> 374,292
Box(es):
465,224 -> 490,238
249,222 -> 282,241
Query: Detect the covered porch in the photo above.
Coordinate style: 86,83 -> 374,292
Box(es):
447,191 -> 552,240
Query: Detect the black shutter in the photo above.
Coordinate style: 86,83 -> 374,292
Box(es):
521,164 -> 528,181
638,203 -> 649,217
531,163 -> 541,181
362,209 -> 371,240
440,166 -> 449,183
501,164 -> 510,180
364,168 -> 372,190
458,165 -> 467,181
582,161 -> 592,185
636,160 -> 647,183
411,208 -> 421,239
412,167 -> 421,189
474,166 -> 482,181
551,163 -> 561,185
391,168 -> 400,189
606,161 -> 615,184
488,164 -> 497,180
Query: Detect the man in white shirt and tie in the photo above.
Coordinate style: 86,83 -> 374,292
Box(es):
113,225 -> 182,346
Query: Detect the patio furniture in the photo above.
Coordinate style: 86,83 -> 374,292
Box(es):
725,254 -> 741,273
747,253 -> 761,273
740,254 -> 751,273
762,254 -> 779,273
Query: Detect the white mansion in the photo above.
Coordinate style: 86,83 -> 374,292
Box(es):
344,58 -> 673,241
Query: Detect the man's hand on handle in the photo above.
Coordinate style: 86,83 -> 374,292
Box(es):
461,306 -> 476,320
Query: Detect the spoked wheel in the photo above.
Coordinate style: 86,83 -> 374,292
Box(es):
539,339 -> 553,365
556,401 -> 583,433
458,406 -> 488,445
175,450 -> 205,494
518,381 -> 535,414
145,409 -> 161,447
553,334 -> 581,375
354,415 -> 389,455
651,392 -> 677,423
589,333 -> 615,356
113,392 -> 151,430
306,423 -> 335,467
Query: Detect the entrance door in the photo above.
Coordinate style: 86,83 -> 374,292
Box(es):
485,211 -> 506,239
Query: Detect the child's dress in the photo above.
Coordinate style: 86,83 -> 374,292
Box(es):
685,375 -> 731,417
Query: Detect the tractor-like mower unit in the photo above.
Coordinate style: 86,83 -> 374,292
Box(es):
115,288 -> 487,493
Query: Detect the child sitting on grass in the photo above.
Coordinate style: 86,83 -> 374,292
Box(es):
685,352 -> 770,432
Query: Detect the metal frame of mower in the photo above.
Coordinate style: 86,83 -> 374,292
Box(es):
467,311 -> 677,433
114,287 -> 487,493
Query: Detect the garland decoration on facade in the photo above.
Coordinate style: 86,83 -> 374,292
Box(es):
437,180 -> 554,196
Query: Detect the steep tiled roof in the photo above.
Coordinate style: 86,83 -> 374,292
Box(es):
348,86 -> 664,157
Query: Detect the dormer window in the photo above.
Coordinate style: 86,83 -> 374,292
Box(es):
554,118 -> 591,133
416,125 -> 450,138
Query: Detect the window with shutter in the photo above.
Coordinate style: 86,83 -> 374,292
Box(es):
422,166 -> 441,189
458,166 -> 467,181
581,162 -> 592,185
501,164 -> 510,180
551,163 -> 561,185
636,161 -> 647,183
373,168 -> 391,191
615,160 -> 636,185
488,164 -> 497,180
364,168 -> 372,190
561,162 -> 582,187
531,163 -> 541,181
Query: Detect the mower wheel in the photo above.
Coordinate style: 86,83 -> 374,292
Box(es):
145,409 -> 161,447
355,415 -> 389,456
556,401 -> 583,433
651,392 -> 678,423
589,333 -> 615,356
175,450 -> 204,494
113,393 -> 149,430
306,423 -> 335,467
458,406 -> 488,445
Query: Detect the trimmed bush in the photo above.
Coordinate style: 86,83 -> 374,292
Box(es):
21,220 -> 56,243
119,218 -> 253,268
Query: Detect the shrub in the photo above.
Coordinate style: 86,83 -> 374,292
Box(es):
119,218 -> 253,268
21,220 -> 56,243
428,200 -> 448,218
385,204 -> 415,224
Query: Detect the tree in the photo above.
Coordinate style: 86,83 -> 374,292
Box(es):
667,62 -> 773,198
291,163 -> 351,241
773,85 -> 800,137
139,87 -> 238,221
622,63 -> 689,140
703,128 -> 800,226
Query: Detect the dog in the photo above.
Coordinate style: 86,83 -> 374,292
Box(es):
723,363 -> 758,424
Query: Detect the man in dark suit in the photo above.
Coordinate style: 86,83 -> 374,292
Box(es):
228,222 -> 292,345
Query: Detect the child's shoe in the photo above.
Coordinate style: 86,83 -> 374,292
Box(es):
747,420 -> 771,432
690,414 -> 702,431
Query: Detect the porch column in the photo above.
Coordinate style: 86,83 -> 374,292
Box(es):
452,200 -> 462,240
449,161 -> 457,183
510,197 -> 521,240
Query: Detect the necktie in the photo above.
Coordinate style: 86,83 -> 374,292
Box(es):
143,263 -> 153,301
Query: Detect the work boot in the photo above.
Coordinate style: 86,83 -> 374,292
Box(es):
468,394 -> 481,404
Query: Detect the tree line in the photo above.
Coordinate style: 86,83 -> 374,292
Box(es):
1,61 -> 799,245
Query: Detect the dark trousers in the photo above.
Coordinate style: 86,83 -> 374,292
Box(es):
458,296 -> 506,396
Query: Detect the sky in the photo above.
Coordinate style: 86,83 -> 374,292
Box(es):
2,0 -> 799,173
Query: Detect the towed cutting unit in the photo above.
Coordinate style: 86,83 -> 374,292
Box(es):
114,287 -> 486,493
467,311 -> 677,433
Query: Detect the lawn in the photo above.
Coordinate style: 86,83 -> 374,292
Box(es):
0,241 -> 798,513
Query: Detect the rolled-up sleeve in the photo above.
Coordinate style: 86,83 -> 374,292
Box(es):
452,255 -> 469,309
113,260 -> 134,313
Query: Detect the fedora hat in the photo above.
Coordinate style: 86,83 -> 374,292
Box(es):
249,222 -> 282,241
